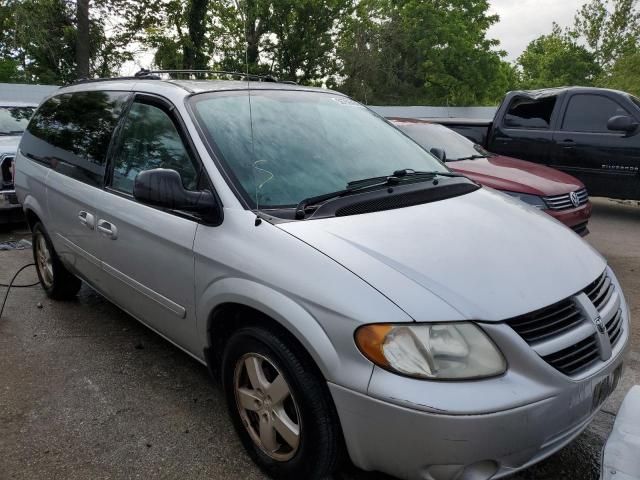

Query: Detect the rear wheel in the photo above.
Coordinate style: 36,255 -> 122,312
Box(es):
32,222 -> 81,300
222,326 -> 341,480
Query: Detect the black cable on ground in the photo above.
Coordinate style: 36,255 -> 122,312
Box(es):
0,263 -> 37,320
0,280 -> 40,288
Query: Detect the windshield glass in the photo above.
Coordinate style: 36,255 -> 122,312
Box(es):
394,122 -> 489,161
190,90 -> 447,208
0,106 -> 35,135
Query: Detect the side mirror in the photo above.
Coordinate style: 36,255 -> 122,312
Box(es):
607,115 -> 639,133
430,147 -> 447,162
133,168 -> 217,215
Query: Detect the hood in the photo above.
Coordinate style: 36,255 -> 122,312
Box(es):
0,135 -> 21,156
448,155 -> 584,196
278,188 -> 605,321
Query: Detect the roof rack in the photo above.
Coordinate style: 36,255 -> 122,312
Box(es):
68,69 -> 298,87
134,69 -> 298,85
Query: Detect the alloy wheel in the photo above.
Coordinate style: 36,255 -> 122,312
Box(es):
233,352 -> 301,461
35,232 -> 53,288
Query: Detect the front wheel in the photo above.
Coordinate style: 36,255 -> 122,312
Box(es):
32,222 -> 81,300
222,326 -> 342,479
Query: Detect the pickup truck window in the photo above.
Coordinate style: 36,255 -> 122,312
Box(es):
562,94 -> 630,132
504,96 -> 556,129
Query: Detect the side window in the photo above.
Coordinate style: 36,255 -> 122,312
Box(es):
504,96 -> 557,129
111,102 -> 198,195
22,91 -> 128,187
562,94 -> 631,132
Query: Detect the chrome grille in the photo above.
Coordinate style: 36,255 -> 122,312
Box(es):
585,271 -> 614,310
507,298 -> 583,343
542,335 -> 600,376
607,309 -> 624,347
507,269 -> 624,377
543,188 -> 588,211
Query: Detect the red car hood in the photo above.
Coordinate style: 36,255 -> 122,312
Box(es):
449,155 -> 584,196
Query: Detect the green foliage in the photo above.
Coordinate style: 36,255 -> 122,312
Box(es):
604,50 -> 640,95
335,0 -> 512,106
518,0 -> 640,92
0,0 -> 133,84
5,0 -> 639,106
517,24 -> 601,89
570,0 -> 640,70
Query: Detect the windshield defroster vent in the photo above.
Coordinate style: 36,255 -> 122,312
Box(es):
333,182 -> 479,217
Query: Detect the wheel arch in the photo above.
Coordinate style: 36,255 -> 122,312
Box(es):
199,278 -> 341,383
22,195 -> 46,231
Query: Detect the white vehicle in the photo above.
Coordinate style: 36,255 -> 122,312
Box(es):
15,71 -> 630,480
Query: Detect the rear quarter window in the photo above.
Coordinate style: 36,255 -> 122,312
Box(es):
21,91 -> 129,187
504,96 -> 557,129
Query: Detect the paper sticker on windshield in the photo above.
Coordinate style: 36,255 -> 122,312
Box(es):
331,97 -> 363,107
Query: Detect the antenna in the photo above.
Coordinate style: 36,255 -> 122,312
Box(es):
233,0 -> 262,226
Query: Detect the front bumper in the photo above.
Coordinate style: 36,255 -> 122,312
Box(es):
0,189 -> 23,223
331,334 -> 627,480
544,201 -> 592,236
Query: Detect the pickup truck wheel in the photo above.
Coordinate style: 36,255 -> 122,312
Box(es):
32,222 -> 81,300
222,326 -> 341,480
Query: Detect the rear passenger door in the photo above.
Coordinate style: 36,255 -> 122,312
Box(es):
552,93 -> 640,199
489,94 -> 559,165
96,95 -> 202,350
22,91 -> 129,288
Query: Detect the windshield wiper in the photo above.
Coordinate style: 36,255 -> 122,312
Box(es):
451,154 -> 488,161
347,169 -> 464,188
294,169 -> 465,219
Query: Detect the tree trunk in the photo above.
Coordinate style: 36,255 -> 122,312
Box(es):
183,0 -> 209,70
76,0 -> 90,79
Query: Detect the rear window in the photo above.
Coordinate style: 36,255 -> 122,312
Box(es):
504,96 -> 557,129
22,91 -> 129,187
562,94 -> 631,132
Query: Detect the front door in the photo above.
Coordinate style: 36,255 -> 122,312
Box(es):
551,93 -> 640,200
96,96 -> 202,351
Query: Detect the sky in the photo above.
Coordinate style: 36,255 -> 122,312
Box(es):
487,0 -> 586,62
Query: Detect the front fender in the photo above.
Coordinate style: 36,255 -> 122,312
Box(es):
197,277 -> 343,382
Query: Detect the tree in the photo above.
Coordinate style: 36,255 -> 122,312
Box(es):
570,0 -> 640,71
76,0 -> 90,78
0,0 -> 133,84
335,0 -> 511,105
517,24 -> 601,89
604,51 -> 640,95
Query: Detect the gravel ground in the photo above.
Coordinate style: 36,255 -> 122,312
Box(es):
0,196 -> 638,480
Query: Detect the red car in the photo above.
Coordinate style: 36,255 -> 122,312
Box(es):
391,118 -> 592,235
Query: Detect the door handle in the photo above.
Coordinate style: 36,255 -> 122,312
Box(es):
97,219 -> 118,240
78,210 -> 95,230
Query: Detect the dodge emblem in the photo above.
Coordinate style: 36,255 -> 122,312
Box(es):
594,315 -> 606,334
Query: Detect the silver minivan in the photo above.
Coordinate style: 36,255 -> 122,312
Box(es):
15,73 -> 630,480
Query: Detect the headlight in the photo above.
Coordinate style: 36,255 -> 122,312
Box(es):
503,191 -> 547,209
355,323 -> 506,380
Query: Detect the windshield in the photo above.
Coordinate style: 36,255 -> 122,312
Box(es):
0,106 -> 35,135
394,122 -> 489,161
190,90 -> 447,208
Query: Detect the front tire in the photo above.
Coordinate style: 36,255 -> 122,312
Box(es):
32,222 -> 81,300
222,326 -> 341,480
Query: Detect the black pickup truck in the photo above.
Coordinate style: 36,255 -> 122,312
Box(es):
435,87 -> 640,200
